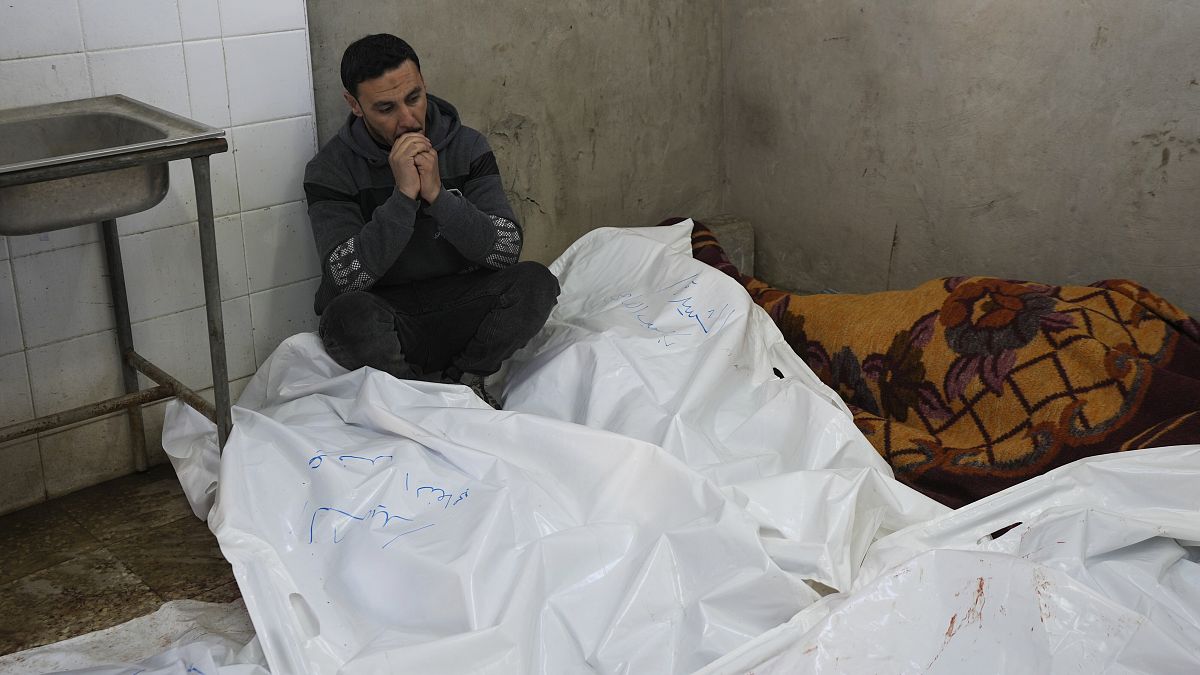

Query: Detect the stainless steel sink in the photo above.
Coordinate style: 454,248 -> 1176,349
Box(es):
0,95 -> 224,235
0,95 -> 235,459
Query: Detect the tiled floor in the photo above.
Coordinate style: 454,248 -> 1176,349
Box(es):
0,464 -> 240,656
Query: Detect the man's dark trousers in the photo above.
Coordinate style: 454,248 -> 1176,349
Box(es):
318,261 -> 559,380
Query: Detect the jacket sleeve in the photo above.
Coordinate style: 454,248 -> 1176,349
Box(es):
304,157 -> 419,296
423,134 -> 523,269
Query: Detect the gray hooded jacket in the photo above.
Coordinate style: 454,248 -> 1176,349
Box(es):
303,94 -> 522,314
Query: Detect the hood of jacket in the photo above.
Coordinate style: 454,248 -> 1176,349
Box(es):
336,93 -> 462,167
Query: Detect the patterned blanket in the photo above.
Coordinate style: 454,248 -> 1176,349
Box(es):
688,221 -> 1200,507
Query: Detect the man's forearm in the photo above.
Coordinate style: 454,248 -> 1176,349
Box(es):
309,186 -> 420,294
425,186 -> 522,269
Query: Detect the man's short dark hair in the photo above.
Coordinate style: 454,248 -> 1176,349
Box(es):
340,34 -> 421,97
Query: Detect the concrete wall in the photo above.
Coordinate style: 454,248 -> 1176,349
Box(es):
0,0 -> 321,514
5,2 -> 1194,513
307,0 -> 724,262
723,1 -> 1200,314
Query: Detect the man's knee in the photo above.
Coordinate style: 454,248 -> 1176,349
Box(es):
318,291 -> 404,373
508,261 -> 560,312
320,291 -> 394,341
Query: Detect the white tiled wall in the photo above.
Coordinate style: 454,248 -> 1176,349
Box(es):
0,0 -> 320,514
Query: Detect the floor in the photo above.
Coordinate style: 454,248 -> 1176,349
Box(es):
0,464 -> 239,656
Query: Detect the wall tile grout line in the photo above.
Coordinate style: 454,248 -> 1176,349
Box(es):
0,28 -> 312,65
173,0 -> 192,125
230,111 -> 316,131
219,0 -> 259,370
7,251 -> 48,504
221,27 -> 309,43
2,257 -> 27,356
74,0 -> 95,98
5,196 -> 310,261
17,291 -> 253,352
172,0 -> 187,40
0,52 -> 88,66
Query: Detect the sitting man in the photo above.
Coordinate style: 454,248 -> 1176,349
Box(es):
304,33 -> 559,405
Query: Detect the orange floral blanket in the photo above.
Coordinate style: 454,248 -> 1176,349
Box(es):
689,221 -> 1200,507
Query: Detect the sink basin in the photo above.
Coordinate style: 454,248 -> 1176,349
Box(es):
0,95 -> 224,235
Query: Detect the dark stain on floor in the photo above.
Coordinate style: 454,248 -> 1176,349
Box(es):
0,464 -> 239,656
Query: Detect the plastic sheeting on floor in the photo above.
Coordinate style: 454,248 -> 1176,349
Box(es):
0,599 -> 266,675
152,221 -> 1200,674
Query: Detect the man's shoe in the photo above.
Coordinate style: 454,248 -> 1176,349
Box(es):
464,374 -> 501,409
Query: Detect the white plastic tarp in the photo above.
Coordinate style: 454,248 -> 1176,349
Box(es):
0,599 -> 266,675
499,222 -> 949,591
204,349 -> 817,673
700,446 -> 1200,674
154,221 -> 1200,674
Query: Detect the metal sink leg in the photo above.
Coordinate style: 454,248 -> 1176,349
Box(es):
193,155 -> 231,447
100,218 -> 149,471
